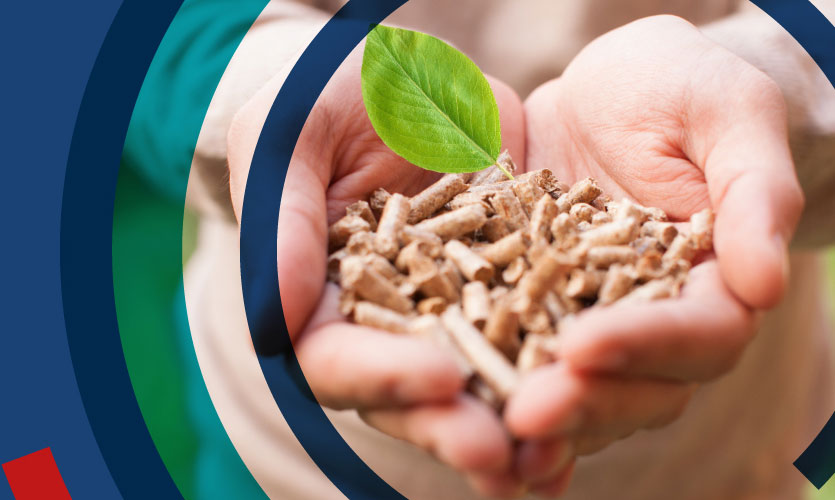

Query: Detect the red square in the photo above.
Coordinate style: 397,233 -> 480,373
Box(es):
3,448 -> 72,500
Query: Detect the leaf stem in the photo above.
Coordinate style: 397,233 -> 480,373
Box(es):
494,151 -> 515,180
496,162 -> 515,181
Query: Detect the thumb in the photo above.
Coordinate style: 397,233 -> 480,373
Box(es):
229,71 -> 332,340
275,156 -> 330,338
698,81 -> 804,309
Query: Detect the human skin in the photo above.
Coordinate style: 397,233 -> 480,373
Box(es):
226,16 -> 803,498
504,15 -> 803,497
228,46 -> 532,496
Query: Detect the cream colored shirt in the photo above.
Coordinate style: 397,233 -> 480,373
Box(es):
185,1 -> 835,498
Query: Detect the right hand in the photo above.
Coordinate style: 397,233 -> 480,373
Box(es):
227,46 -> 533,497
505,16 -> 802,496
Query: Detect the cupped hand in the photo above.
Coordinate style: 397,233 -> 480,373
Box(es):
504,14 -> 804,495
226,16 -> 805,498
227,46 -> 531,496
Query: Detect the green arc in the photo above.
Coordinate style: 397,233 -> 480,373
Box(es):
114,1 -> 270,498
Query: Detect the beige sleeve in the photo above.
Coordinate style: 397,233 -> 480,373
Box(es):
700,1 -> 835,247
188,0 -> 330,219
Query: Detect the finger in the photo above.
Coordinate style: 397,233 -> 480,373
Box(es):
274,158 -> 331,338
690,71 -> 803,309
296,286 -> 465,409
523,79 -> 574,178
515,439 -> 573,484
360,394 -> 513,474
505,364 -> 693,440
487,76 -> 527,174
710,162 -> 800,309
557,260 -> 756,381
297,321 -> 465,408
297,323 -> 465,409
528,460 -> 576,499
227,69 -> 334,338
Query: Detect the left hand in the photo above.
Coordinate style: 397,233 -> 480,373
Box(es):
503,15 -> 804,496
227,46 -> 531,498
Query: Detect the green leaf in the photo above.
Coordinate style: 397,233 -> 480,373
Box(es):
362,25 -> 502,175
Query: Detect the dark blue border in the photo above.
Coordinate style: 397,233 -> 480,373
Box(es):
60,0 -> 186,498
748,0 -> 835,488
751,0 -> 835,88
240,0 -> 835,495
239,1 -> 409,498
1,0 -> 127,497
1,0 -> 833,498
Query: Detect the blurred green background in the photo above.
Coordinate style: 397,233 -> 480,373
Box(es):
809,249 -> 835,499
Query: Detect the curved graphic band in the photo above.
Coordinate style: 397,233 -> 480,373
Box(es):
239,1 -> 409,497
61,0 -> 186,498
748,0 -> 835,489
117,0 -> 271,497
48,0 -> 835,498
238,0 -> 835,495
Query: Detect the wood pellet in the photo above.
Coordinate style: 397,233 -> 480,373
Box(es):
327,153 -> 714,408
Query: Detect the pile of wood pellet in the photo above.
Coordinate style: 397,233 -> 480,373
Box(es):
327,152 -> 714,409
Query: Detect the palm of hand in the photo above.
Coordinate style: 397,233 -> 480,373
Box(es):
528,79 -> 711,219
253,50 -> 533,498
505,15 -> 801,467
524,18 -> 731,221
229,17 -> 802,498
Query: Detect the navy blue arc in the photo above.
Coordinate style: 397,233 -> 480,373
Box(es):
60,0 -> 186,499
239,0 -> 835,496
748,0 -> 835,489
239,1 -> 408,498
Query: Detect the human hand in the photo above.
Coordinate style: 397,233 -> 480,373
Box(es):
504,15 -> 804,495
227,46 -> 531,496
